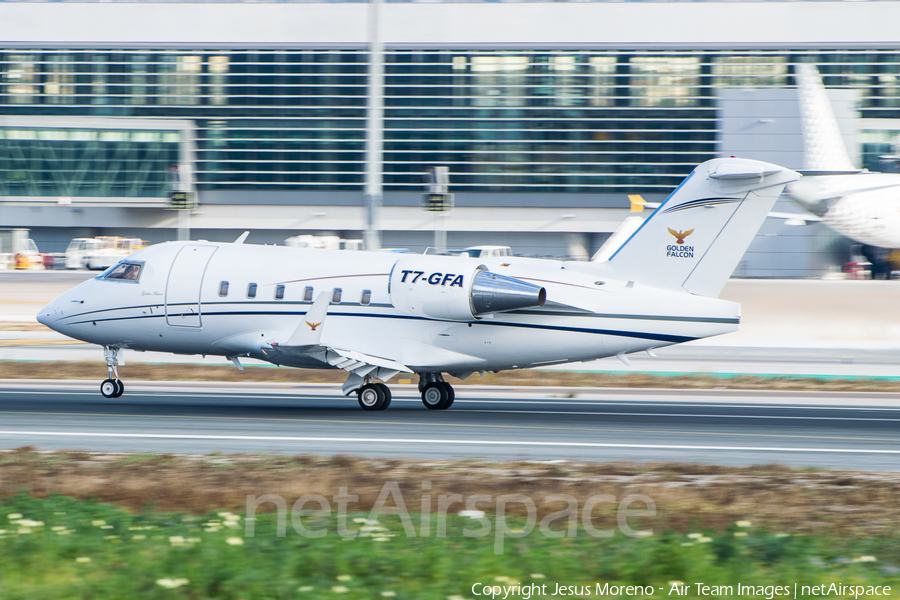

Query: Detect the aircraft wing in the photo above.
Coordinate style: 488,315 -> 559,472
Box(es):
262,291 -> 412,394
264,343 -> 412,394
767,211 -> 822,226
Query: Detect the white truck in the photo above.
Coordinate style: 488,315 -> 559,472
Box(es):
65,237 -> 147,270
285,235 -> 365,251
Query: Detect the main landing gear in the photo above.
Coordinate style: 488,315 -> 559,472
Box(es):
100,346 -> 124,398
419,373 -> 454,410
354,373 -> 455,411
357,381 -> 392,411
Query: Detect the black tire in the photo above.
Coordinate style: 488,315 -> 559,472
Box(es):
100,379 -> 118,398
439,382 -> 455,409
357,383 -> 385,411
113,380 -> 124,398
374,383 -> 392,410
421,382 -> 448,410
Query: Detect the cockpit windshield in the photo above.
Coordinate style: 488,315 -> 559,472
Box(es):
104,262 -> 143,282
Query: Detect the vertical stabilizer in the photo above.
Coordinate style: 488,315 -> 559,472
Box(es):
607,158 -> 799,297
795,63 -> 857,171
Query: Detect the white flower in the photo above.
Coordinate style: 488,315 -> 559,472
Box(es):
226,537 -> 244,546
332,586 -> 349,593
381,593 -> 397,597
531,574 -> 545,579
857,556 -> 877,562
734,532 -> 748,537
687,533 -> 702,539
169,536 -> 185,545
736,520 -> 752,528
7,513 -> 22,520
133,535 -> 146,540
459,510 -> 485,519
337,575 -> 352,582
92,520 -> 106,527
156,578 -> 189,588
697,536 -> 712,543
75,557 -> 91,563
298,586 -> 314,592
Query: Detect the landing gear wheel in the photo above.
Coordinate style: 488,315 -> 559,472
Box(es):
100,379 -> 118,398
374,383 -> 392,410
422,382 -> 451,410
357,383 -> 386,411
439,382 -> 454,409
112,380 -> 124,398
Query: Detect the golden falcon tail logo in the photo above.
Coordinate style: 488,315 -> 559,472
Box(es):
306,321 -> 321,331
667,228 -> 694,244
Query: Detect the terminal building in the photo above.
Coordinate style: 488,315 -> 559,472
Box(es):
3,1 -> 900,275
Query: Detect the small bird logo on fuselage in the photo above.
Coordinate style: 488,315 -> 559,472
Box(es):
306,321 -> 321,331
667,228 -> 694,244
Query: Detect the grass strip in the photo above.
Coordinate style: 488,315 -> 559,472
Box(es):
3,449 -> 900,535
0,494 -> 898,599
2,360 -> 900,392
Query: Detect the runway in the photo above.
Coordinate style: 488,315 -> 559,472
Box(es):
1,381 -> 898,470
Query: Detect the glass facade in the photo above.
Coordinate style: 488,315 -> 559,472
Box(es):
3,49 -> 900,195
0,127 -> 180,197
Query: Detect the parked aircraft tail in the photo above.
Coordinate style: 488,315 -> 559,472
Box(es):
795,63 -> 857,172
607,158 -> 799,298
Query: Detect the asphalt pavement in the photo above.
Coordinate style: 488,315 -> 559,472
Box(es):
1,381 -> 898,470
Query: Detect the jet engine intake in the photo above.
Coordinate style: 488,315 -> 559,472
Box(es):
389,256 -> 545,321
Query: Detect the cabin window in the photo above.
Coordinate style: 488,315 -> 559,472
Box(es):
218,281 -> 229,296
332,288 -> 342,304
303,286 -> 313,302
247,283 -> 257,298
104,262 -> 142,282
360,289 -> 371,305
274,284 -> 285,300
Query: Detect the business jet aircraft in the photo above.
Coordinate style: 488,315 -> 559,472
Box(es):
786,64 -> 900,274
38,157 -> 798,411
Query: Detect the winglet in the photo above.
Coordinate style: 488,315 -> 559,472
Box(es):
234,231 -> 250,244
287,291 -> 331,346
628,195 -> 647,213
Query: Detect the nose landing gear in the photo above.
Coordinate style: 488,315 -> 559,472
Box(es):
419,373 -> 454,410
100,346 -> 124,398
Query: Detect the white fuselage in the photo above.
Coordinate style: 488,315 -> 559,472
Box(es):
38,241 -> 741,375
788,174 -> 900,249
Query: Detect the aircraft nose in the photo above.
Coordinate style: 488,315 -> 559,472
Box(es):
36,299 -> 64,332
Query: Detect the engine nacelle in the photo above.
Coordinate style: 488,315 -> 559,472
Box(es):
389,256 -> 546,321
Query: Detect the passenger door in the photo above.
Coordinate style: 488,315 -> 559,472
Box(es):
165,245 -> 217,327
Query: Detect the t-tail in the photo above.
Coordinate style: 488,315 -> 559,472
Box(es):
606,157 -> 800,298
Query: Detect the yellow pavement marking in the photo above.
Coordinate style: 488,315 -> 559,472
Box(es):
0,339 -> 87,346
0,410 -> 896,444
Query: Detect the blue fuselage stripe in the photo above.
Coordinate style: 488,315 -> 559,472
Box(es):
65,308 -> 698,344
